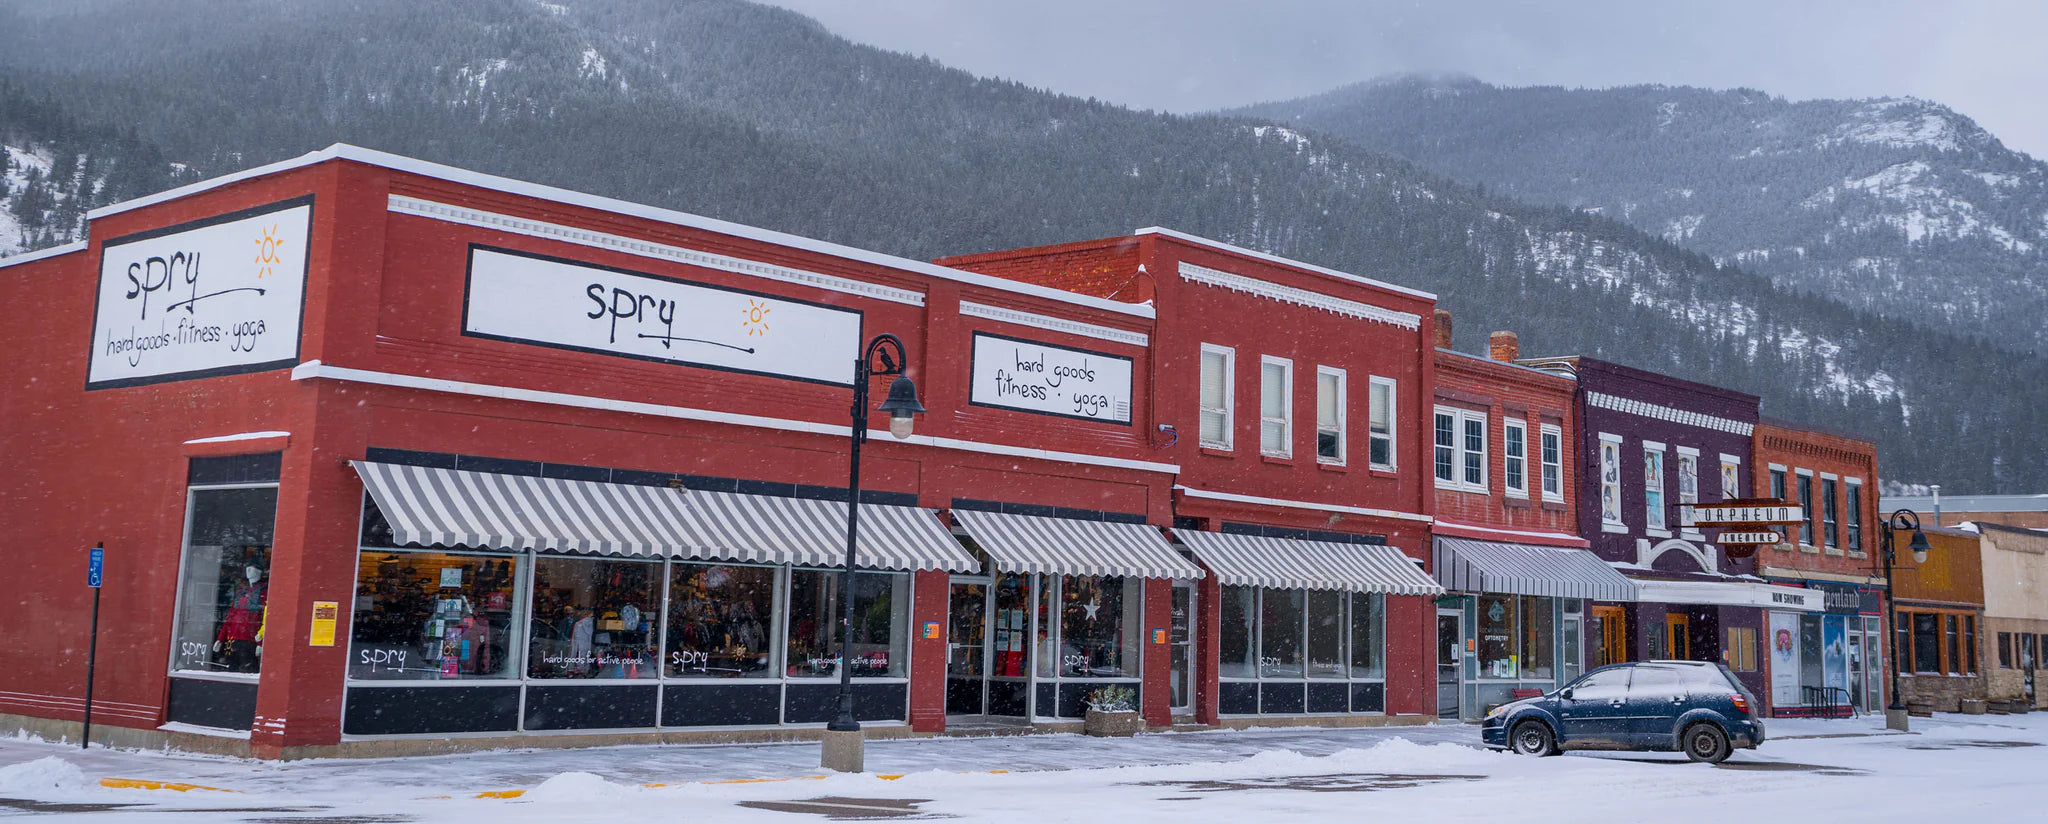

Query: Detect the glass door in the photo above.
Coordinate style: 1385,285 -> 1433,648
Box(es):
1437,610 -> 1463,719
986,574 -> 1031,717
947,580 -> 989,716
1170,581 -> 1196,714
1666,613 -> 1691,660
1591,605 -> 1628,666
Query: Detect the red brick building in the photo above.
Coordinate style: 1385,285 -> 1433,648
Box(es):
1752,418 -> 1886,715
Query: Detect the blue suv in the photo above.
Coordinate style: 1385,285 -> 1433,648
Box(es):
1480,660 -> 1764,763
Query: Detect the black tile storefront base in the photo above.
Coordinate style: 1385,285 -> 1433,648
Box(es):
662,683 -> 781,727
524,684 -> 659,730
1307,682 -> 1350,713
166,677 -> 257,731
1259,682 -> 1307,714
782,683 -> 907,724
344,685 -> 520,735
1219,681 -> 1259,715
1350,681 -> 1386,713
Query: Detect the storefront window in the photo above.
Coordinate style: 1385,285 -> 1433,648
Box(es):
527,557 -> 661,679
350,550 -> 519,680
1219,585 -> 1257,679
1348,592 -> 1385,679
1059,575 -> 1140,677
786,569 -> 907,678
171,487 -> 278,676
1519,595 -> 1555,680
1306,590 -> 1346,678
1911,612 -> 1939,673
1477,595 -> 1516,678
1260,589 -> 1306,678
665,563 -> 776,678
1035,576 -> 1058,678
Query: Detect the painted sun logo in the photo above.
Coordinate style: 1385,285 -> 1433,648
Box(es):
253,224 -> 286,279
740,299 -> 771,337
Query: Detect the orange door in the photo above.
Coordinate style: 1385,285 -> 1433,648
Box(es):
1667,613 -> 1691,660
1592,605 -> 1628,666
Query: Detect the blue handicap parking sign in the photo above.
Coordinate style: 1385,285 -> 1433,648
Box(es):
87,546 -> 104,588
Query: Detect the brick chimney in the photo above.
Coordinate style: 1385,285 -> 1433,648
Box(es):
1490,330 -> 1520,362
1433,308 -> 1452,349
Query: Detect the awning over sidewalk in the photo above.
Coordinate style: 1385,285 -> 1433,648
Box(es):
673,489 -> 977,572
352,461 -> 977,571
951,509 -> 1205,579
1433,537 -> 1637,601
1174,530 -> 1443,595
352,460 -> 693,557
1633,578 -> 1824,611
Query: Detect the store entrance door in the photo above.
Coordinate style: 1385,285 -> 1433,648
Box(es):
946,580 -> 989,716
1437,610 -> 1463,719
1169,581 -> 1196,715
1591,605 -> 1628,666
1666,613 -> 1691,660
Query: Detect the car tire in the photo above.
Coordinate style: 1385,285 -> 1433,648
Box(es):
1683,723 -> 1732,764
1510,720 -> 1558,757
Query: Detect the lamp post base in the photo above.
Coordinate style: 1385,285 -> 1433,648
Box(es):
1885,707 -> 1911,732
820,729 -> 865,773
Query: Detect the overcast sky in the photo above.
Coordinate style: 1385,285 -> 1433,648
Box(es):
763,0 -> 2048,159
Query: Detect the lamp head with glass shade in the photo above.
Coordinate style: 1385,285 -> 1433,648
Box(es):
878,374 -> 925,440
1908,527 -> 1933,564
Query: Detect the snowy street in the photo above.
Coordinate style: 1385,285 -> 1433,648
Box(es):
4,714 -> 2046,822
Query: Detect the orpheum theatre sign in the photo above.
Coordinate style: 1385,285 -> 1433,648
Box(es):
463,246 -> 862,386
87,197 -> 313,389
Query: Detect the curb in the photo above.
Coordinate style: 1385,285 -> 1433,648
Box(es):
446,769 -> 1013,800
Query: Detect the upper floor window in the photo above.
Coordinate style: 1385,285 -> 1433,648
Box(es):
1434,406 -> 1487,492
1368,377 -> 1396,469
1847,480 -> 1865,552
1598,436 -> 1623,526
1316,367 -> 1346,464
1199,345 -> 1234,450
1502,418 -> 1528,498
1796,472 -> 1816,546
1539,424 -> 1563,502
1770,466 -> 1788,502
1719,456 -> 1741,501
1260,356 -> 1292,457
1676,450 -> 1700,533
1821,476 -> 1840,550
1643,444 -> 1667,532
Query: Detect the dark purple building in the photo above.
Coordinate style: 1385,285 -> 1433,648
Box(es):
1523,357 -> 1821,699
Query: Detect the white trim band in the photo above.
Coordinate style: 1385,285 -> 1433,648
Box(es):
0,240 -> 87,270
1586,391 -> 1754,436
1177,262 -> 1422,330
958,301 -> 1150,347
1173,484 -> 1433,523
1137,227 -> 1436,300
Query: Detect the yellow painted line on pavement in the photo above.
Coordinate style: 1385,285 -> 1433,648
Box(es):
99,777 -> 241,793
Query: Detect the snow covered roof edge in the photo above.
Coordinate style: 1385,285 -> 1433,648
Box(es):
1133,226 -> 1437,302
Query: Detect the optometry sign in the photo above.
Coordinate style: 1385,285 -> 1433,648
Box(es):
462,246 -> 861,386
87,197 -> 313,389
968,332 -> 1133,424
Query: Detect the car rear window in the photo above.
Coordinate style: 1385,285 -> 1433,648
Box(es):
1683,664 -> 1741,690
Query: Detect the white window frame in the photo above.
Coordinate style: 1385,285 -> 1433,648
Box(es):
1315,366 -> 1347,465
1433,405 -> 1488,493
1198,344 -> 1236,450
1795,468 -> 1817,549
1260,355 -> 1294,458
1502,418 -> 1529,498
1434,409 -> 1458,486
1539,424 -> 1564,503
1820,472 -> 1841,552
1676,446 -> 1702,538
1368,376 -> 1396,470
1719,454 -> 1743,501
1643,441 -> 1669,537
1599,433 -> 1626,532
1845,478 -> 1867,557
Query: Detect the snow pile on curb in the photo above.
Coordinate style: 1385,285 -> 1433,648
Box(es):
520,771 -> 636,802
0,757 -> 92,795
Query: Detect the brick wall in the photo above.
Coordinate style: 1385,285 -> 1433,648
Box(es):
1431,349 -> 1578,535
937,238 -> 1146,302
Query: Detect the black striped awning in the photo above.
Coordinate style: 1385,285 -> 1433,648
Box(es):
352,460 -> 691,557
951,510 -> 1205,579
671,489 -> 977,572
1432,537 -> 1638,601
1175,530 -> 1444,595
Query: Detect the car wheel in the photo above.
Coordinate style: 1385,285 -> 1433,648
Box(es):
1510,720 -> 1558,757
1683,723 -> 1732,764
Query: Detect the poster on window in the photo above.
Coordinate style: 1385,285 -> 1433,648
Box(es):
1823,616 -> 1848,694
87,197 -> 313,389
968,332 -> 1133,424
1769,611 -> 1802,708
463,246 -> 862,386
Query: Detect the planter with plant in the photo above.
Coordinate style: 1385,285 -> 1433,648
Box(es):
1082,685 -> 1144,737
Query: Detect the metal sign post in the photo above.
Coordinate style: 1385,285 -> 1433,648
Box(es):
82,543 -> 104,750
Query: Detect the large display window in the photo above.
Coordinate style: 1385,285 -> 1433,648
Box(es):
1219,585 -> 1388,687
527,556 -> 662,679
171,486 -> 279,676
666,562 -> 778,678
1475,595 -> 1561,681
786,569 -> 907,678
350,550 -> 521,680
1055,575 -> 1141,678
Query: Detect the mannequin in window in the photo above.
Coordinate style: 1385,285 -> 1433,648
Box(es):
216,564 -> 267,672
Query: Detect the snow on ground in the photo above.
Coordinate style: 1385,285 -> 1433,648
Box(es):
3,713 -> 2046,822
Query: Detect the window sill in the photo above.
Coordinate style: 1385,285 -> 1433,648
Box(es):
1316,461 -> 1349,473
1848,552 -> 1869,559
1645,528 -> 1673,539
1601,522 -> 1630,534
1541,500 -> 1569,512
1681,531 -> 1706,542
1772,542 -> 1796,552
1199,446 -> 1236,458
1824,547 -> 1846,557
1368,466 -> 1398,479
1503,495 -> 1532,509
1261,454 -> 1295,466
1799,544 -> 1821,554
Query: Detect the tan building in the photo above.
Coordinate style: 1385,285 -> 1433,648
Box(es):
1891,525 -> 1988,713
1978,523 -> 2048,709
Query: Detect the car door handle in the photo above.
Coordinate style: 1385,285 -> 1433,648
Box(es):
1609,699 -> 1624,707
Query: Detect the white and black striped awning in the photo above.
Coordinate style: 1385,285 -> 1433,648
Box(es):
671,489 -> 977,572
951,509 -> 1205,579
1433,536 -> 1638,601
352,460 -> 692,557
1175,530 -> 1444,595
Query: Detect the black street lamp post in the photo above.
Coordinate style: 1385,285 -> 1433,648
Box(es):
1879,509 -> 1933,732
821,333 -> 924,772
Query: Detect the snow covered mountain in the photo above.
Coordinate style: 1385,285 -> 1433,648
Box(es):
0,1 -> 2040,491
1236,75 -> 2048,352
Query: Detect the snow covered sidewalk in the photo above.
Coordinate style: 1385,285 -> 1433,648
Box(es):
2,714 -> 2043,823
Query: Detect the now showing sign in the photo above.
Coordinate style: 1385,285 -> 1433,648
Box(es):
88,197 -> 313,389
969,332 -> 1133,424
463,246 -> 861,385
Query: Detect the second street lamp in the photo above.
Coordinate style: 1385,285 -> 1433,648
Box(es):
1879,508 -> 1933,732
820,333 -> 923,773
